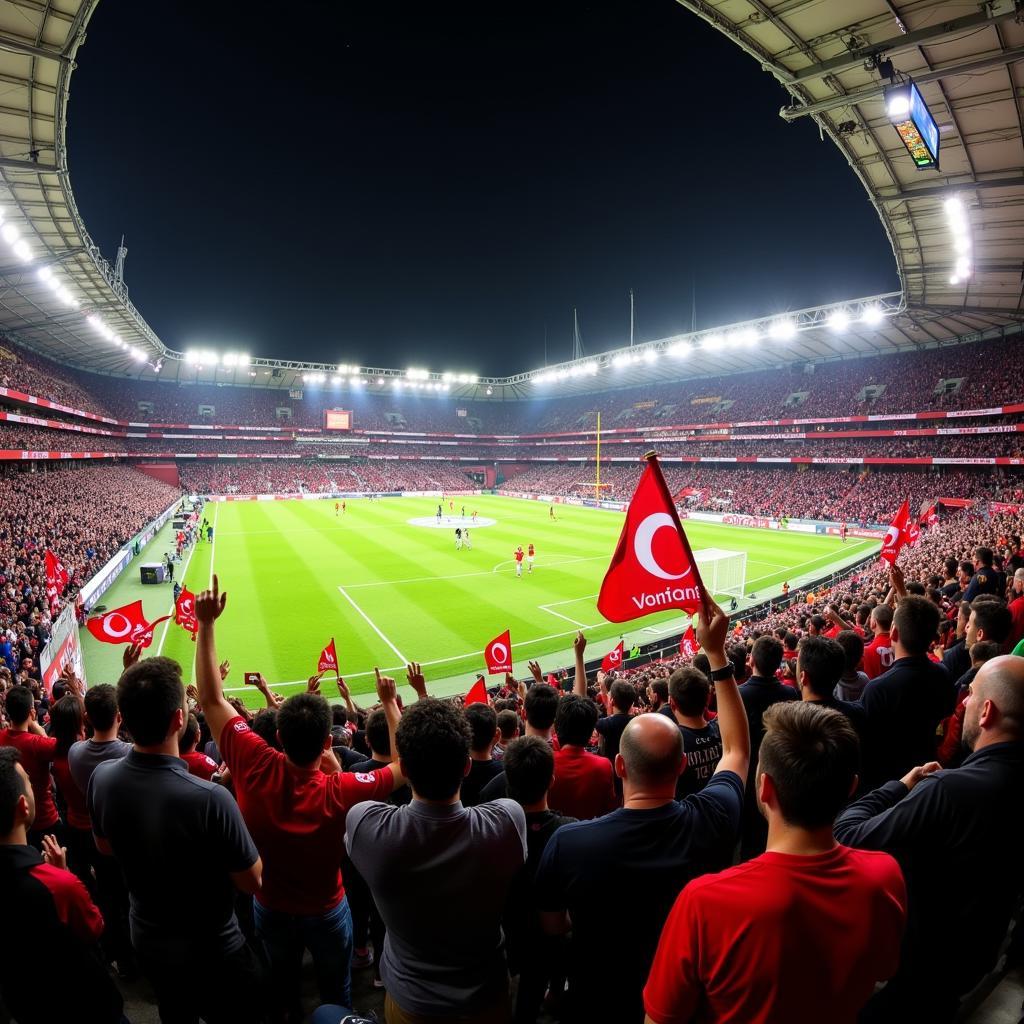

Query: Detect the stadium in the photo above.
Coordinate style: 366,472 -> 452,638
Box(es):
0,1 -> 1022,1023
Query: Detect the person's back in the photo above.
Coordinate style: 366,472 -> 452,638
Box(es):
346,697 -> 526,1020
549,694 -> 616,819
645,702 -> 906,1024
860,597 -> 951,789
836,654 -> 1024,1018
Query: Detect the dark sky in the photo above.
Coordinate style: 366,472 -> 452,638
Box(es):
67,0 -> 899,376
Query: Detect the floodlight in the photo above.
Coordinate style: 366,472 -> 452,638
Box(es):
768,319 -> 796,341
828,309 -> 849,332
37,266 -> 52,282
642,349 -> 657,364
861,305 -> 884,326
1,224 -> 19,245
11,239 -> 31,262
331,376 -> 341,385
701,333 -> 724,351
612,353 -> 632,368
668,341 -> 690,357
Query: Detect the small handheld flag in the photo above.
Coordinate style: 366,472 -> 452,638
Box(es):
601,641 -> 624,673
86,600 -> 169,649
680,625 -> 699,659
318,638 -> 340,677
484,629 -> 512,675
464,677 -> 488,706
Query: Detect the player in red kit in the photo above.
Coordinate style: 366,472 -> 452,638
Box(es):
840,522 -> 848,543
514,546 -> 525,578
527,543 -> 536,574
335,501 -> 339,516
341,500 -> 346,514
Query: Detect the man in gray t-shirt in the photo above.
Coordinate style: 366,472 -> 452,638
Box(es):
67,683 -> 131,796
346,696 -> 527,1020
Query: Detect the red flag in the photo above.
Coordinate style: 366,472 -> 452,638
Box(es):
174,587 -> 198,640
464,677 -> 488,705
86,600 -> 170,648
680,625 -> 699,659
880,501 -> 911,564
921,504 -> 938,528
906,519 -> 921,547
318,638 -> 340,677
601,641 -> 624,673
44,550 -> 69,615
597,454 -> 707,622
484,629 -> 512,675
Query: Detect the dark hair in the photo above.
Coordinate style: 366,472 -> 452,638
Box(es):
49,695 -> 84,756
0,747 -> 25,835
524,683 -> 559,730
759,702 -> 859,828
3,686 -> 34,726
809,615 -> 827,633
395,698 -> 471,801
783,633 -> 798,651
752,636 -> 784,677
251,708 -> 281,749
465,703 -> 498,752
797,636 -> 846,699
691,652 -> 711,680
555,694 -> 599,747
975,546 -> 994,567
892,596 -> 940,656
727,644 -> 747,681
959,560 -> 974,579
944,557 -> 958,578
834,630 -> 865,672
970,640 -> 1001,665
83,683 -> 118,732
365,708 -> 391,757
905,581 -> 926,597
609,680 -> 636,713
649,679 -> 668,705
180,713 -> 200,753
117,658 -> 185,747
496,709 -> 519,741
276,693 -> 330,766
970,598 -> 1013,645
870,604 -> 894,631
503,736 -> 555,806
668,666 -> 710,717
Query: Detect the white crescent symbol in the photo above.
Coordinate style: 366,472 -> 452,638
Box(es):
491,642 -> 508,664
634,513 -> 689,581
103,612 -> 132,639
883,525 -> 900,548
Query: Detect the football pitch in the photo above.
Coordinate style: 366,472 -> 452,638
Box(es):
81,495 -> 878,704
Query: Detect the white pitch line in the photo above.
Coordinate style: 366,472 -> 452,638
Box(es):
344,554 -> 605,589
539,604 -> 591,628
745,541 -> 875,587
337,585 -> 409,665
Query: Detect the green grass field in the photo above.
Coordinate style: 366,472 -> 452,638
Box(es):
80,495 -> 877,704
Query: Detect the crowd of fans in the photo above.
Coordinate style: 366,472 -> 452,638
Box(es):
0,466 -> 180,668
1,499 -> 1022,1023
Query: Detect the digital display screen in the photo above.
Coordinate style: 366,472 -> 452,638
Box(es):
894,83 -> 939,169
324,409 -> 352,431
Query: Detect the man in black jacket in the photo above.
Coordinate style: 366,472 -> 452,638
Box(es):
859,596 -> 951,790
836,654 -> 1024,1023
737,635 -> 797,857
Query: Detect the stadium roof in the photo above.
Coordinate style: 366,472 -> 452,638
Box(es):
0,0 -> 1021,399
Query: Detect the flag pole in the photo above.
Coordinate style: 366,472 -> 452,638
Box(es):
596,411 -> 602,501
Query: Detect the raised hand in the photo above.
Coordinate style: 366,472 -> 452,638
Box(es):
122,642 -> 143,670
307,673 -> 323,694
527,660 -> 543,684
405,662 -> 427,698
218,659 -> 231,681
695,597 -> 729,656
374,667 -> 398,705
185,684 -> 200,705
572,630 -> 587,656
196,575 -> 227,625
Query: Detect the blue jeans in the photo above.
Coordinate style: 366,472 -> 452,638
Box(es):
254,895 -> 353,1017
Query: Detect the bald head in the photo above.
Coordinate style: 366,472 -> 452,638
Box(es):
619,712 -> 683,787
963,655 -> 1024,751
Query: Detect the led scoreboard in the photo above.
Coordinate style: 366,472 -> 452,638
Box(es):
324,409 -> 352,431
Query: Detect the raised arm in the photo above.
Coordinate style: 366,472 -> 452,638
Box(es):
697,598 -> 750,781
374,668 -> 406,790
195,575 -> 236,746
572,631 -> 587,697
405,662 -> 428,701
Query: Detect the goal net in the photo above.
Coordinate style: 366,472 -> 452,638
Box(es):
693,548 -> 747,598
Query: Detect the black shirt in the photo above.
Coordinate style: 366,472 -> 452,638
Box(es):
835,741 -> 1024,996
676,719 -> 723,799
479,771 -> 509,803
859,656 -> 952,790
461,759 -> 505,806
595,712 -> 630,762
88,750 -> 259,959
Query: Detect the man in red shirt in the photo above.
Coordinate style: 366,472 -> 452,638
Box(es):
178,713 -> 219,781
195,576 -> 405,1020
514,545 -> 525,578
0,686 -> 58,848
1008,568 -> 1024,649
861,604 -> 895,680
549,695 -> 617,819
644,702 -> 906,1024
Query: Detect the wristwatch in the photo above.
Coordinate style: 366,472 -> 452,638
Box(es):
710,665 -> 736,682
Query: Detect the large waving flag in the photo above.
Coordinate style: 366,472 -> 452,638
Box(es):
86,600 -> 169,648
485,629 -> 512,675
175,587 -> 198,640
921,504 -> 939,528
680,625 -> 699,659
318,638 -> 340,677
597,454 -> 707,623
880,501 -> 911,564
44,550 -> 69,615
601,641 -> 624,673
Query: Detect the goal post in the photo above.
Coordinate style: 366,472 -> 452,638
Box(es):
693,548 -> 747,598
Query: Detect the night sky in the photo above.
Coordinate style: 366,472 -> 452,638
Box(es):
67,0 -> 899,376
